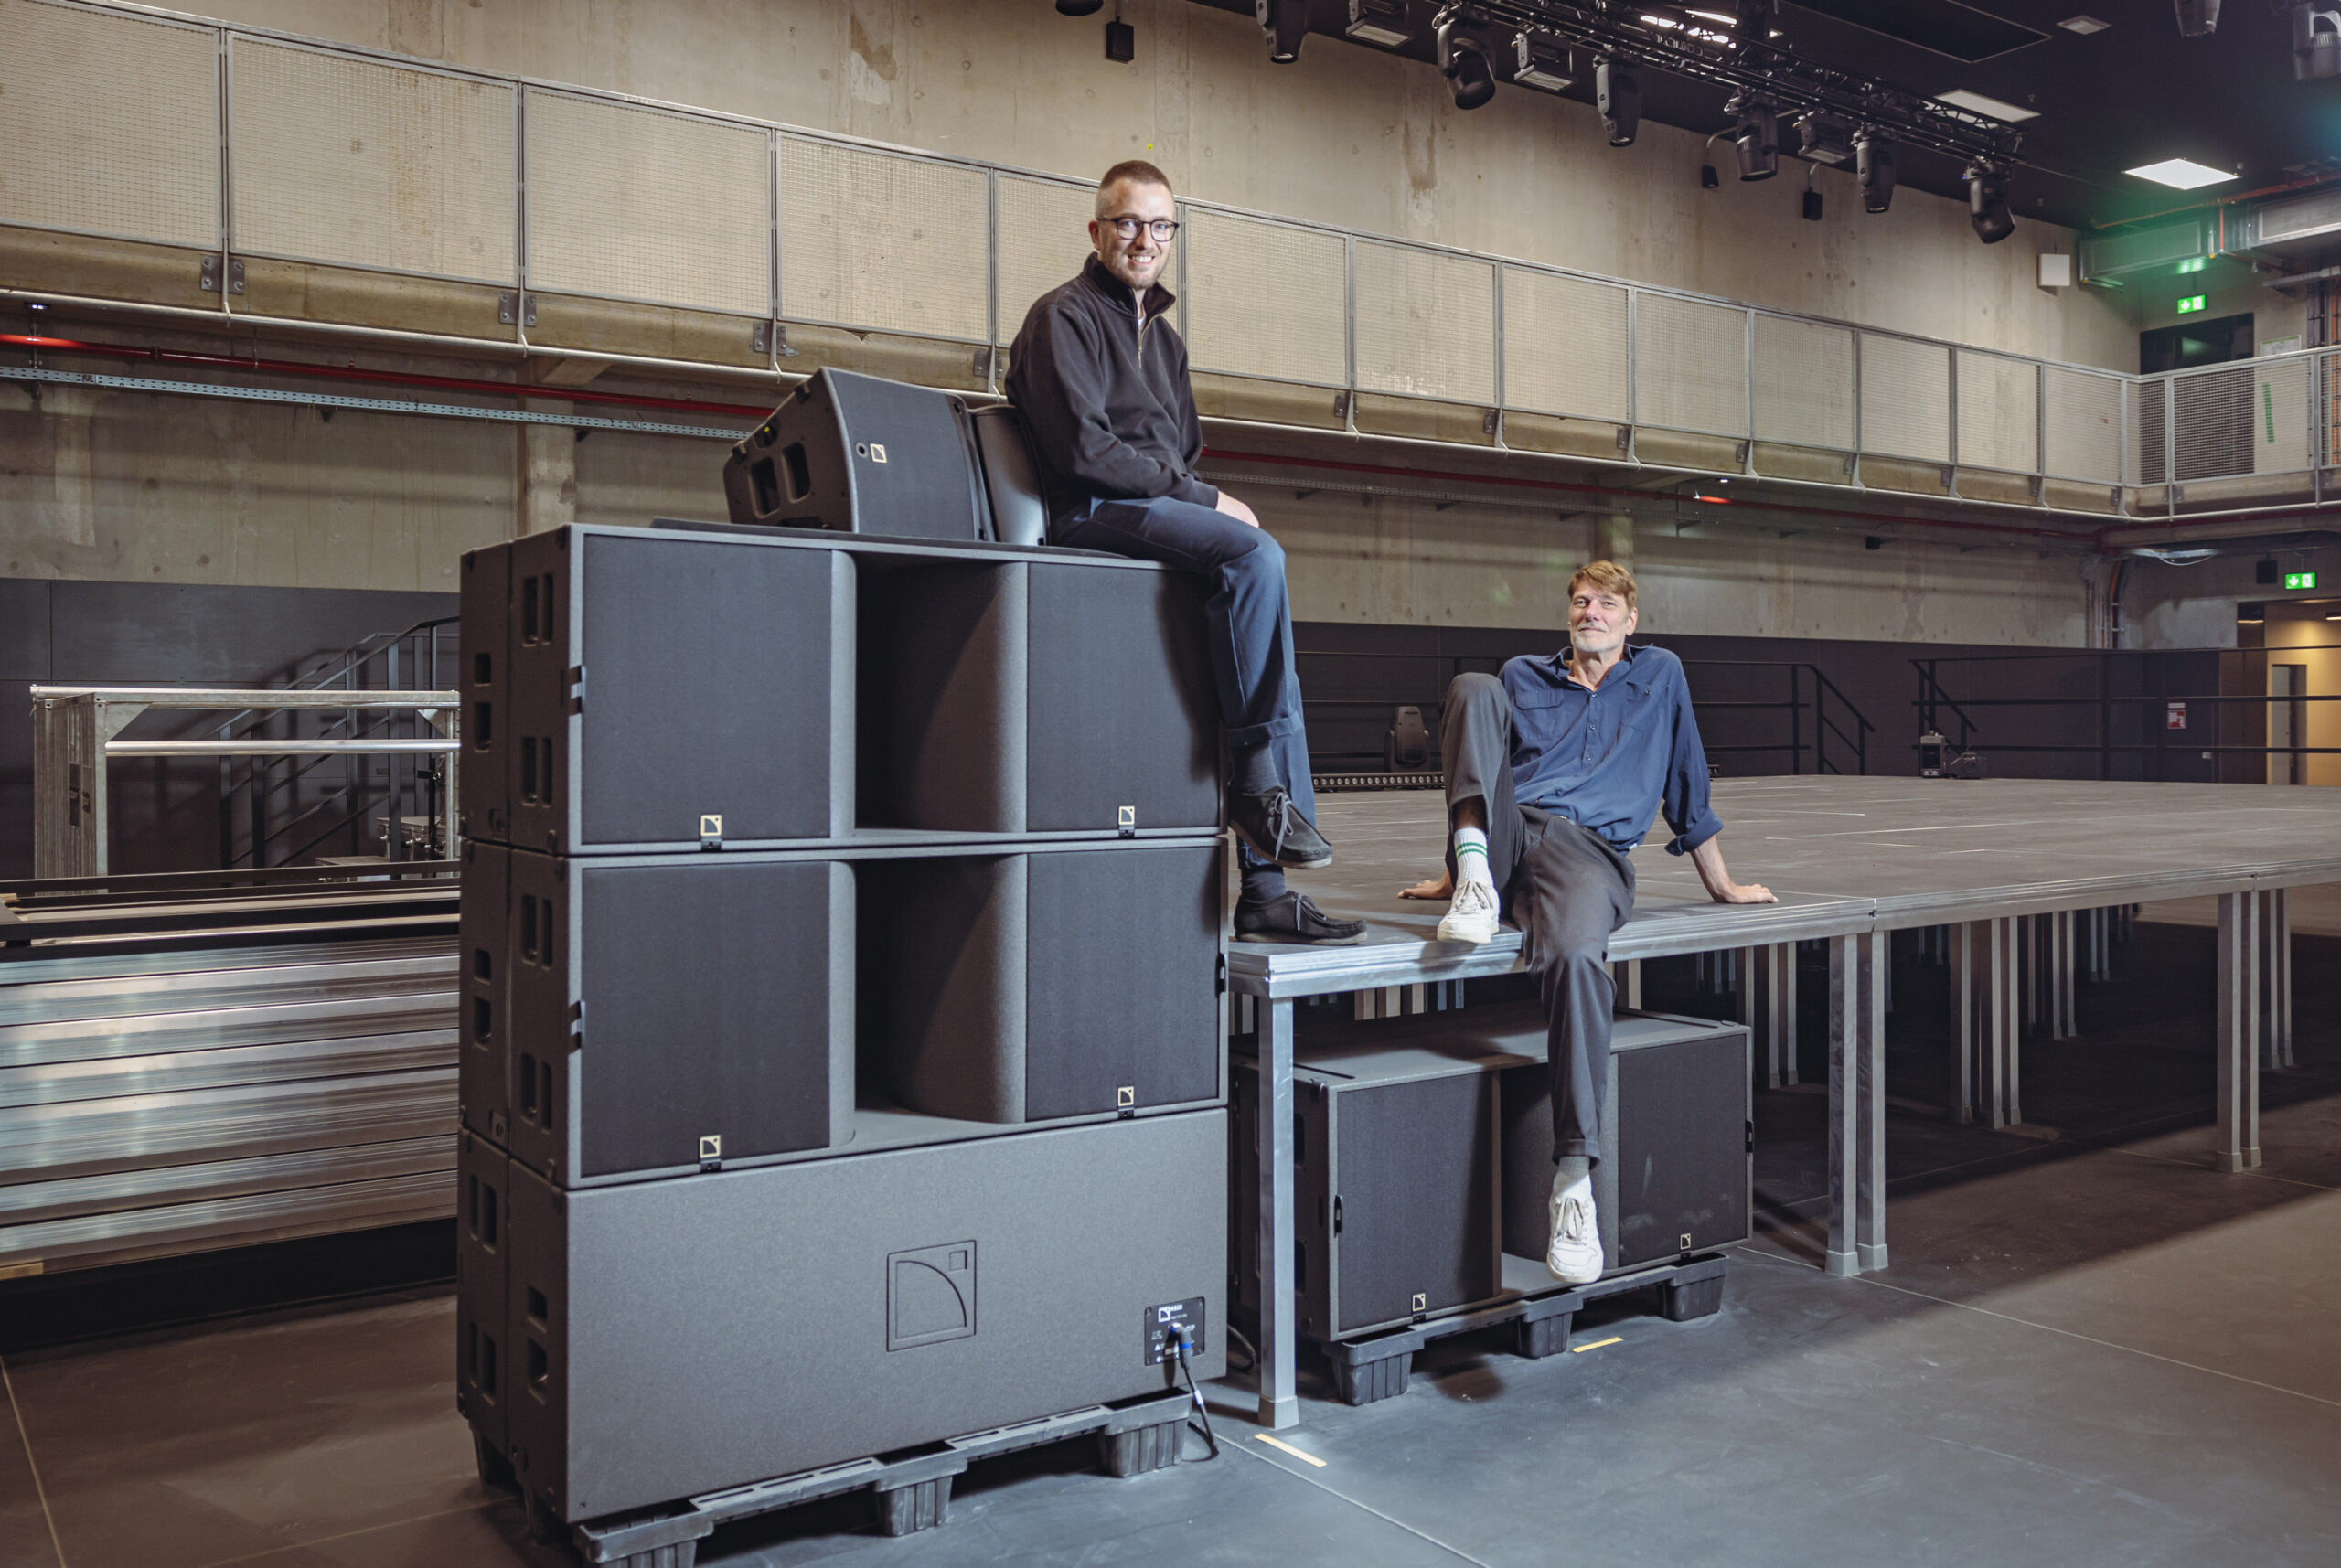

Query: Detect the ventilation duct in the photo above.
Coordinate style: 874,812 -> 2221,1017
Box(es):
2079,219 -> 2212,283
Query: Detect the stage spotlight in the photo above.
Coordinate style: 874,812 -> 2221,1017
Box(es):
1967,162 -> 2015,244
1855,129 -> 1896,213
1438,14 -> 1498,110
1794,113 -> 1855,166
1597,58 -> 1641,145
1345,0 -> 1414,48
1257,0 -> 1309,63
2173,1 -> 2219,36
1508,31 -> 1574,91
2295,4 -> 2341,80
1732,97 -> 1779,180
1055,0 -> 1103,16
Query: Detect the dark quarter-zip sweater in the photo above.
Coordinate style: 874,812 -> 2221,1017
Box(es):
1005,254 -> 1221,529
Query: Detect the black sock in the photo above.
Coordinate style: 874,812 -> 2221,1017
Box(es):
1230,741 -> 1279,796
1240,863 -> 1288,905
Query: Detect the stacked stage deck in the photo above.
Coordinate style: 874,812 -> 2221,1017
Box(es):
1230,776 -> 2341,1431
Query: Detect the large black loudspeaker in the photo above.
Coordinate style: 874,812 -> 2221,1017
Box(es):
504,527 -> 850,854
725,368 -> 990,540
459,545 -> 511,844
504,847 -> 855,1186
1234,1046 -> 1502,1340
458,840 -> 509,1142
875,843 -> 1224,1125
1502,1011 -> 1751,1274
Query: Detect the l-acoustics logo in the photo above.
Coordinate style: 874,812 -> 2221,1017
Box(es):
869,443 -> 889,464
887,1243 -> 976,1349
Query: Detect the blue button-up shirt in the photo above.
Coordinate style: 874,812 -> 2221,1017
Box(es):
1502,643 -> 1724,856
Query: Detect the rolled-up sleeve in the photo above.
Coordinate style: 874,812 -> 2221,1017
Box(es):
1659,669 -> 1725,856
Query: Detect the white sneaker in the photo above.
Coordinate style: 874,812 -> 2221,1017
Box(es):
1437,878 -> 1501,944
1547,1173 -> 1602,1285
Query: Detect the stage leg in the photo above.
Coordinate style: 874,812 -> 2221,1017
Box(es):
1763,944 -> 1799,1089
1949,923 -> 1977,1124
1827,932 -> 1886,1276
1858,930 -> 1887,1274
2052,910 -> 2077,1040
2260,889 -> 2293,1071
1256,997 -> 1299,1427
2215,893 -> 2262,1174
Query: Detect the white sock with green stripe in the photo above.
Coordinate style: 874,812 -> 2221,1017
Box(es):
1453,826 -> 1491,889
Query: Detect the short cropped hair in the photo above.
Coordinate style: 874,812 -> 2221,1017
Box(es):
1567,560 -> 1637,612
1096,159 -> 1173,217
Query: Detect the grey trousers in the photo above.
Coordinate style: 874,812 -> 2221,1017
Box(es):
1440,673 -> 1636,1166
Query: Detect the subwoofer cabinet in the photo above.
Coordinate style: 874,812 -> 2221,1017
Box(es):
498,1108 -> 1228,1525
1499,1011 -> 1752,1275
465,524 -> 1218,851
457,839 -> 508,1143
1235,1048 -> 1502,1341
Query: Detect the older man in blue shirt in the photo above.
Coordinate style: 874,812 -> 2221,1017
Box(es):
1403,560 -> 1772,1284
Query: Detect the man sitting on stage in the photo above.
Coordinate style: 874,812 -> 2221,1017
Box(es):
1401,560 -> 1774,1282
1008,159 -> 1362,946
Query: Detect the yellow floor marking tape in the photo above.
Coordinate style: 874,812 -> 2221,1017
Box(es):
1254,1434 -> 1329,1467
1570,1335 -> 1624,1353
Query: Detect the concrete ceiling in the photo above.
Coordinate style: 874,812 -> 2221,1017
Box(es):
1191,1 -> 2338,234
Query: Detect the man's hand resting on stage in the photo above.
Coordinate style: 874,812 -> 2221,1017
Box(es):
1691,837 -> 1774,904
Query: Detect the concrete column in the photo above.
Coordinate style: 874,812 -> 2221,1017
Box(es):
1597,511 -> 1634,571
517,403 -> 577,537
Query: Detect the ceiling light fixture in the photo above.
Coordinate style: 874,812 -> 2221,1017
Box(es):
1967,162 -> 2015,244
1856,129 -> 1896,213
2058,15 -> 2110,33
2173,1 -> 2219,37
1935,89 -> 2038,123
1344,0 -> 1414,48
1598,57 -> 1642,145
2125,158 -> 2238,190
1257,0 -> 1309,63
1509,31 -> 1575,91
1795,112 -> 1855,166
1732,95 -> 1780,180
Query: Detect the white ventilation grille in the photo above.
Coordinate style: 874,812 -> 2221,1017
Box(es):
2252,356 -> 2310,474
2042,367 -> 2122,484
0,0 -> 218,248
1182,209 -> 1346,386
231,40 -> 514,283
1955,350 -> 2036,473
1751,315 -> 1854,450
994,176 -> 1094,345
1858,334 -> 1950,464
778,135 -> 988,339
1633,293 -> 1748,437
1351,242 -> 1495,405
1502,268 -> 1628,422
529,91 -> 766,316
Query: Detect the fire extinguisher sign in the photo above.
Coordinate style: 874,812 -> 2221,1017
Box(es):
2165,701 -> 2187,731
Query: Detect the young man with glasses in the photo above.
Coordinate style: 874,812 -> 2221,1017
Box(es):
1007,160 -> 1362,945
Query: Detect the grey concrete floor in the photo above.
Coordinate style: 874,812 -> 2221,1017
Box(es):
0,921 -> 2334,1568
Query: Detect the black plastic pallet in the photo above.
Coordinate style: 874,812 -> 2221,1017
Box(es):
476,1390 -> 1195,1566
1317,1254 -> 1727,1406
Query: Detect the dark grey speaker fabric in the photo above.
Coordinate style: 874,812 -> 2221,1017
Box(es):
458,546 -> 509,844
500,530 -> 841,853
454,1131 -> 508,1459
970,405 -> 1048,549
861,561 -> 1026,834
502,1110 -> 1227,1523
880,855 -> 1028,1123
505,851 -> 851,1182
1025,563 -> 1218,834
1024,845 -> 1222,1119
722,368 -> 989,542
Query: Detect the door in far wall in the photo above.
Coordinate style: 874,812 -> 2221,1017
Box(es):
2270,664 -> 2306,786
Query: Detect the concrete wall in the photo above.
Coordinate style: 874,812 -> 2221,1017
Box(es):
2123,547 -> 2340,651
208,0 -> 2135,369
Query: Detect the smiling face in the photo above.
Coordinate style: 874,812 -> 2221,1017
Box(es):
1090,176 -> 1175,294
1567,583 -> 1639,661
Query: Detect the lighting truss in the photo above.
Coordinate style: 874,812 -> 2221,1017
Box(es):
1429,3 -> 2023,170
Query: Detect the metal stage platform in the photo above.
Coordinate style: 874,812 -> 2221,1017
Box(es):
1230,776 -> 2341,1431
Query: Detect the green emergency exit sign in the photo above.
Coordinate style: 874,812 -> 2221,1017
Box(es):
2176,294 -> 2207,314
2284,571 -> 2318,591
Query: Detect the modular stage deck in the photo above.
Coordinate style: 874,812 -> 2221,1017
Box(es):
1230,776 -> 2341,1430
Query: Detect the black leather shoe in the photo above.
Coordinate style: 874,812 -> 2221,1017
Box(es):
1226,787 -> 1334,869
1235,891 -> 1366,945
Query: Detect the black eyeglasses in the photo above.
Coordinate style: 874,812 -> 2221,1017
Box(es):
1104,216 -> 1181,241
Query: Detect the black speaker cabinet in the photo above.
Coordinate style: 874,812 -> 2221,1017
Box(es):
723,368 -> 989,542
875,841 -> 1225,1125
504,848 -> 854,1186
503,526 -> 852,853
458,839 -> 509,1143
497,1109 -> 1228,1525
1234,1046 -> 1502,1342
455,1129 -> 508,1461
1501,1011 -> 1752,1275
459,544 -> 510,844
854,555 -> 1218,837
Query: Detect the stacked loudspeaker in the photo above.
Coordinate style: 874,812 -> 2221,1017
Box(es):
454,520 -> 1230,1537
